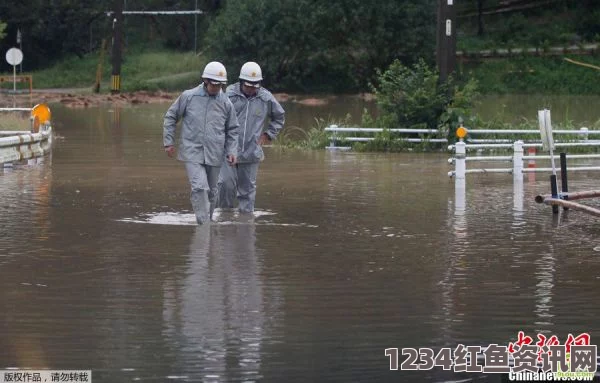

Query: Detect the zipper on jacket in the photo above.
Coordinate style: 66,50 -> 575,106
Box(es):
241,98 -> 250,153
204,98 -> 209,138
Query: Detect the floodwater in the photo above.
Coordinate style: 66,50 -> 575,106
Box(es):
1,96 -> 600,382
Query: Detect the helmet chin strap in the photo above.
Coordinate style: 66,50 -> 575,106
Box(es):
240,81 -> 258,97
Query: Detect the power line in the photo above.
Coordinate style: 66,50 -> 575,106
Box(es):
106,10 -> 203,16
458,0 -> 566,18
108,3 -> 206,88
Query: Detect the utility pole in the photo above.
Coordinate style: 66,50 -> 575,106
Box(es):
436,0 -> 457,84
477,0 -> 484,36
194,0 -> 198,54
16,29 -> 22,73
111,0 -> 124,94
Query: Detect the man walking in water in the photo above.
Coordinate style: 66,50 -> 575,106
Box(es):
217,61 -> 285,213
163,61 -> 239,224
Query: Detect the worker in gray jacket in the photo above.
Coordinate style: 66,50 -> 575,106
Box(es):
217,61 -> 285,213
163,61 -> 239,224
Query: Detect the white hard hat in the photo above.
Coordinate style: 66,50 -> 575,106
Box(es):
239,61 -> 263,83
202,61 -> 227,83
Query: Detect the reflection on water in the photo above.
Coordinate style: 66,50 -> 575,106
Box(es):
513,174 -> 524,214
162,221 -> 268,382
453,174 -> 555,337
0,157 -> 54,371
1,101 -> 600,382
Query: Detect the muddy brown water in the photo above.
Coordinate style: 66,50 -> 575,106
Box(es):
1,97 -> 600,382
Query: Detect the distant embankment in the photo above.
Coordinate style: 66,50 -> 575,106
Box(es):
457,43 -> 598,61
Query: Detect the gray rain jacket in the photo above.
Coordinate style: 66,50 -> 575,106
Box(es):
163,85 -> 239,166
226,83 -> 285,163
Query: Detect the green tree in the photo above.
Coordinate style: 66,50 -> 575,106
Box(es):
574,0 -> 600,41
205,0 -> 436,92
0,0 -> 112,70
121,0 -> 222,51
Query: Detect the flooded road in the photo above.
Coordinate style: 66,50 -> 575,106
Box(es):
1,101 -> 600,382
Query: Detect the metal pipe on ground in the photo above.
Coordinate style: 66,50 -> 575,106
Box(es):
536,198 -> 600,218
535,190 -> 600,203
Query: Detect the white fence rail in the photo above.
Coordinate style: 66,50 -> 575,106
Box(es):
325,124 -> 600,151
448,141 -> 600,178
324,125 -> 445,150
450,110 -> 600,217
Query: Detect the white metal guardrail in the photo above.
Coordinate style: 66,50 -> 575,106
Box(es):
0,104 -> 53,166
324,125 -> 445,150
0,108 -> 31,112
445,108 -> 600,216
0,126 -> 53,164
448,110 -> 600,179
448,141 -> 600,178
0,130 -> 30,136
449,109 -> 600,217
325,125 -> 599,151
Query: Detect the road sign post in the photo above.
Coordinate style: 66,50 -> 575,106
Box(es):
6,48 -> 23,94
16,29 -> 22,73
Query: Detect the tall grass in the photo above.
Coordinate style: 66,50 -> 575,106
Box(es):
119,50 -> 205,91
0,113 -> 31,131
460,56 -> 600,95
5,49 -> 206,92
272,115 -> 353,150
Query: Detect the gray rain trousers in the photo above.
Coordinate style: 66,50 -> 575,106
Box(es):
163,85 -> 239,224
216,84 -> 285,213
217,162 -> 260,213
186,162 -> 220,224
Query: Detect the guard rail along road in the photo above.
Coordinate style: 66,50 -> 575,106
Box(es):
447,111 -> 600,180
0,103 -> 53,166
325,125 -> 447,150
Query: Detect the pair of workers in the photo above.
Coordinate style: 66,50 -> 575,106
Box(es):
163,61 -> 285,224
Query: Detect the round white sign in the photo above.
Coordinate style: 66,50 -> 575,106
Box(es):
6,48 -> 23,66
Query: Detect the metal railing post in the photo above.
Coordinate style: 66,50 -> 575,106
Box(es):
329,124 -> 337,149
455,141 -> 466,181
513,140 -> 524,176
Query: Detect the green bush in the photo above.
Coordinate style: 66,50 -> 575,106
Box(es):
365,59 -> 479,148
373,59 -> 445,131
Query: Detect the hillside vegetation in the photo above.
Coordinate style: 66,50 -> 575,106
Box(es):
0,0 -> 597,94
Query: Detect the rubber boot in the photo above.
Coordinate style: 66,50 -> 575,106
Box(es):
190,190 -> 209,225
238,197 -> 255,214
209,200 -> 216,221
